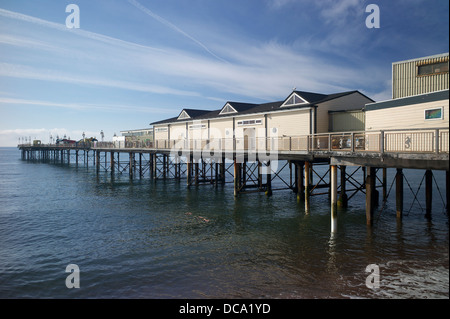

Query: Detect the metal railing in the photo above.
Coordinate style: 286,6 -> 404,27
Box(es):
19,128 -> 449,155
148,128 -> 448,154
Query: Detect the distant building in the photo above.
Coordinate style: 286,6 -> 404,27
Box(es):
118,128 -> 154,148
366,53 -> 449,131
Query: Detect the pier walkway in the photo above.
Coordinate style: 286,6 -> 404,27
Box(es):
18,127 -> 449,228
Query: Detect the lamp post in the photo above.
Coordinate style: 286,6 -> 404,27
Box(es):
100,130 -> 104,142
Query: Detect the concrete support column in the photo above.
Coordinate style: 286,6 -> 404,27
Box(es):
330,165 -> 338,209
330,165 -> 338,232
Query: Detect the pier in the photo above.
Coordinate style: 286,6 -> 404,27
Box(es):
18,127 -> 449,228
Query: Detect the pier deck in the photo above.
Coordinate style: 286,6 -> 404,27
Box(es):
18,127 -> 449,228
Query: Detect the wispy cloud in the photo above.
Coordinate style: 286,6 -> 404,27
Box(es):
0,97 -> 174,114
0,62 -> 200,97
127,0 -> 228,63
317,0 -> 363,25
0,5 -> 389,105
0,8 -> 166,54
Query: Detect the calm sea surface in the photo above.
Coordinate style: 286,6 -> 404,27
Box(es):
0,147 -> 448,299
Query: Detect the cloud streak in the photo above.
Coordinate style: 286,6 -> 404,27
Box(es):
127,0 -> 228,63
0,5 -> 391,107
0,97 -> 174,114
0,62 -> 201,97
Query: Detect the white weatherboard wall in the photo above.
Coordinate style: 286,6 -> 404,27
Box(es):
170,122 -> 187,141
267,109 -> 311,137
366,99 -> 449,131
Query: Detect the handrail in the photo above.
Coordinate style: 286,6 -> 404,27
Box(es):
18,127 -> 449,154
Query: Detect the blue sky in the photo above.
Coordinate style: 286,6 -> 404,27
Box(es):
0,0 -> 448,146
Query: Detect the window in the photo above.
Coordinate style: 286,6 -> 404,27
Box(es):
189,124 -> 206,130
282,93 -> 308,107
220,103 -> 237,115
178,110 -> 191,120
417,61 -> 449,76
237,119 -> 262,126
424,107 -> 443,120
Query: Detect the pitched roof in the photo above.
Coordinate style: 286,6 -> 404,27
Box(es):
365,89 -> 448,111
182,108 -> 212,118
150,90 -> 372,125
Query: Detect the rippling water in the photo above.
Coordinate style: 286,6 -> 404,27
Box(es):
0,147 -> 448,298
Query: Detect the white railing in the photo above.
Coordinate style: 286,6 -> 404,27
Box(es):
19,128 -> 449,155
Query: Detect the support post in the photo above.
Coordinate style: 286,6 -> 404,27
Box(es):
446,170 -> 449,216
330,165 -> 338,210
365,166 -> 376,226
110,152 -> 115,175
186,155 -> 192,186
129,152 -> 134,179
425,170 -> 432,219
266,161 -> 272,196
96,151 -> 100,173
150,153 -> 154,180
338,165 -> 348,208
139,153 -> 142,178
382,168 -> 387,202
396,168 -> 403,219
194,159 -> 199,185
304,161 -> 310,213
233,158 -> 239,197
